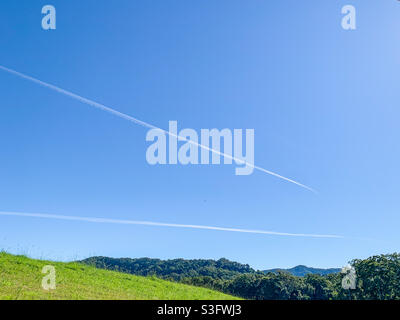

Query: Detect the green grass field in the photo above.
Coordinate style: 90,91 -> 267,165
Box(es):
0,252 -> 240,300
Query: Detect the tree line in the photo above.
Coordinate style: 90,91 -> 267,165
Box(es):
81,253 -> 400,300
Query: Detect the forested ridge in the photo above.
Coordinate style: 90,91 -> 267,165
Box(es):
81,253 -> 400,300
81,257 -> 254,281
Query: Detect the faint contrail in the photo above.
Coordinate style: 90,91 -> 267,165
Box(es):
0,211 -> 342,238
0,65 -> 316,193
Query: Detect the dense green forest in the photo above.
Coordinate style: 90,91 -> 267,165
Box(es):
81,257 -> 254,281
81,253 -> 400,300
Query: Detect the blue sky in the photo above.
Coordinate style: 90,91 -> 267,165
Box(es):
0,0 -> 399,270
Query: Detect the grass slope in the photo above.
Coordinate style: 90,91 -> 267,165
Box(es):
0,253 -> 240,300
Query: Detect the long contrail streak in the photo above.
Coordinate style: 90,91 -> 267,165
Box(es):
0,65 -> 316,193
0,211 -> 342,238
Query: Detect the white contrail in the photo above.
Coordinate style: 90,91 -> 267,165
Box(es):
0,65 -> 316,193
0,211 -> 342,238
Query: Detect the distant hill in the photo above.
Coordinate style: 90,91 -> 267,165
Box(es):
0,252 -> 239,300
263,265 -> 340,277
81,256 -> 255,281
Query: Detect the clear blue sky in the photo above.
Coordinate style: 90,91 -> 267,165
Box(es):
0,0 -> 399,270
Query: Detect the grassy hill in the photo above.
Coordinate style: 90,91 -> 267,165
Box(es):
0,252 -> 240,300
